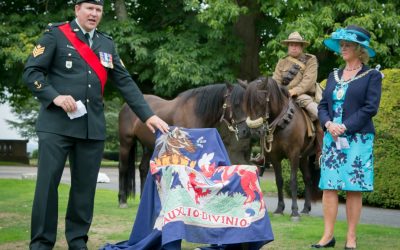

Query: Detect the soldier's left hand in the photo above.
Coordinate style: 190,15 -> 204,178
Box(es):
53,95 -> 77,113
145,115 -> 169,134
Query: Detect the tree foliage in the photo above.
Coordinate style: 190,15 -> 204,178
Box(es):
259,0 -> 400,80
6,97 -> 39,139
0,1 -> 75,104
2,0 -> 400,103
1,0 -> 399,159
104,97 -> 124,151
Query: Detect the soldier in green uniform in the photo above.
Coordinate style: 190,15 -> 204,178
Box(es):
23,1 -> 169,249
273,31 -> 319,120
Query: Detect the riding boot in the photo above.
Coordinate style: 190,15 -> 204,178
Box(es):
305,102 -> 318,121
315,122 -> 324,168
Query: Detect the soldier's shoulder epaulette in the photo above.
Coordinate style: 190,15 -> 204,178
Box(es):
96,30 -> 113,40
47,21 -> 69,28
44,21 -> 69,32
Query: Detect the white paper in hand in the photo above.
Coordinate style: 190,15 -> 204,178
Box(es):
339,137 -> 350,149
67,100 -> 87,119
335,139 -> 341,150
336,137 -> 350,150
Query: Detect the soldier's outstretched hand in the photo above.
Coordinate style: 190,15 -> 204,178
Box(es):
145,115 -> 169,134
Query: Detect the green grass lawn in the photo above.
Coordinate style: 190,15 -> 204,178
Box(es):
26,159 -> 119,168
260,177 -> 277,195
0,161 -> 28,166
0,179 -> 399,250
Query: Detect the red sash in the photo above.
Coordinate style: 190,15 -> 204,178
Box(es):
59,23 -> 107,95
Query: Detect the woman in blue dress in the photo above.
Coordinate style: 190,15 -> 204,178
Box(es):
312,25 -> 382,249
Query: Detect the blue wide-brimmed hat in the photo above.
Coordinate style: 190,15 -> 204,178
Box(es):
323,25 -> 376,57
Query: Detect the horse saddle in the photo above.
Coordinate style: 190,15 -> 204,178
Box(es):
301,108 -> 315,138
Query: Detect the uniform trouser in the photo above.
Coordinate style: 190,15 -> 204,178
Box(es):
30,132 -> 104,250
296,94 -> 318,121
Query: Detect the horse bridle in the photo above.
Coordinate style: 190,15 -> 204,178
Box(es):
219,90 -> 245,140
245,86 -> 291,153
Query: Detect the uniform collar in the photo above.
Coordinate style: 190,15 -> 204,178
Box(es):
74,18 -> 95,39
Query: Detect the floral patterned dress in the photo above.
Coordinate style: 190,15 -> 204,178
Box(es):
319,78 -> 374,191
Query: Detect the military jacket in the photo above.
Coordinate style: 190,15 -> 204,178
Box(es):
23,20 -> 153,140
272,53 -> 318,96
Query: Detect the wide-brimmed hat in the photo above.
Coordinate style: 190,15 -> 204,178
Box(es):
323,25 -> 376,57
281,32 -> 310,47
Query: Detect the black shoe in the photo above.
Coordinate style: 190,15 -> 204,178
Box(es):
311,237 -> 336,248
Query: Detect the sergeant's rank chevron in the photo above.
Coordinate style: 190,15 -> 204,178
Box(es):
32,45 -> 45,57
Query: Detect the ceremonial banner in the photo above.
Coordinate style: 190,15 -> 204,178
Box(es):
102,127 -> 274,250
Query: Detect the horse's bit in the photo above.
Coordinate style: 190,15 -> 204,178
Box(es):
219,90 -> 243,141
246,88 -> 293,153
246,89 -> 275,153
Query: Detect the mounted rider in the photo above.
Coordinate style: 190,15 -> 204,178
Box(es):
273,31 -> 323,165
273,31 -> 319,120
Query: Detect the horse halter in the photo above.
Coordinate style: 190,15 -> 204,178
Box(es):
219,89 -> 243,140
245,88 -> 276,153
245,82 -> 292,153
245,87 -> 271,129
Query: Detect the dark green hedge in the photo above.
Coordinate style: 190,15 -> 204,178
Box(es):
283,69 -> 400,209
363,69 -> 400,208
102,151 -> 119,161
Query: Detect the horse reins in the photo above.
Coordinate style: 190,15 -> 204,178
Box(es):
246,88 -> 292,154
219,89 -> 244,140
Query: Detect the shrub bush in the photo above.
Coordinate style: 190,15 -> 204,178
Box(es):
102,151 -> 119,161
30,149 -> 38,159
363,69 -> 400,208
282,160 -> 305,198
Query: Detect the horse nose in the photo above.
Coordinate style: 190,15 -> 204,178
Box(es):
237,125 -> 251,139
249,128 -> 263,139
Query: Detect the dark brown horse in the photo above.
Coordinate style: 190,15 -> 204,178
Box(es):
118,83 -> 249,207
242,76 -> 320,219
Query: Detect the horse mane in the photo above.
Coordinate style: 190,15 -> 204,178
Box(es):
230,83 -> 245,107
179,84 -> 228,126
244,76 -> 289,117
262,77 -> 289,109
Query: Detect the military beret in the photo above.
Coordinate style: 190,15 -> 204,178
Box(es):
76,0 -> 104,5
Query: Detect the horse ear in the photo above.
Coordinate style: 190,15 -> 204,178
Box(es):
237,79 -> 248,89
